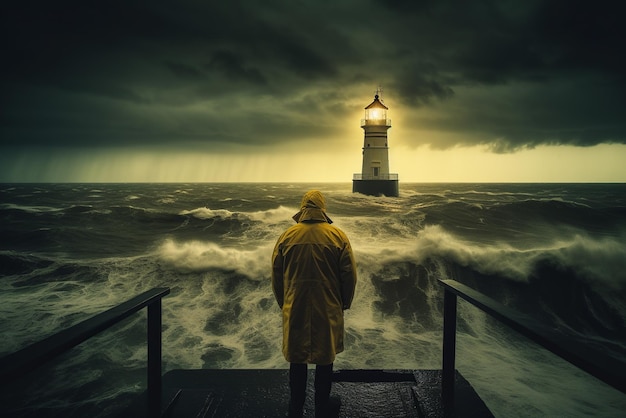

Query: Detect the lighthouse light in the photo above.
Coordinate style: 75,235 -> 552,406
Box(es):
366,108 -> 386,121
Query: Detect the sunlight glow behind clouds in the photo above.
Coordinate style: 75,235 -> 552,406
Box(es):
2,144 -> 625,183
399,144 -> 626,182
2,1 -> 625,180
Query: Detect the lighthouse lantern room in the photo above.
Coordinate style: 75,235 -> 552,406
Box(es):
352,90 -> 399,197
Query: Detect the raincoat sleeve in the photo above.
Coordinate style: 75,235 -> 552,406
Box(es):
339,235 -> 357,310
271,238 -> 285,309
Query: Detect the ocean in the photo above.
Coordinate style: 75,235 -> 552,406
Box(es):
1,183 -> 625,417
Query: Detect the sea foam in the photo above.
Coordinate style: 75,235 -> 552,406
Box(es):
157,238 -> 273,279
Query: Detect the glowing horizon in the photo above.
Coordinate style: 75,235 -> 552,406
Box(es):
2,142 -> 625,183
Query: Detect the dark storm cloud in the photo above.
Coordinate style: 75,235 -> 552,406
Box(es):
1,0 -> 625,153
205,51 -> 267,85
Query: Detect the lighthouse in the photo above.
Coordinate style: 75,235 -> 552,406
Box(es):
352,90 -> 399,197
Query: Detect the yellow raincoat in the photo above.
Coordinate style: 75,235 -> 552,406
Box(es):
272,190 -> 357,365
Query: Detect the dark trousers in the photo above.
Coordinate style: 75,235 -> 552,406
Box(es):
289,362 -> 333,417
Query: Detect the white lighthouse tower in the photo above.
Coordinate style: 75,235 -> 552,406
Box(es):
352,90 -> 399,197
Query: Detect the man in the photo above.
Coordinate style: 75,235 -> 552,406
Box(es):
272,190 -> 357,418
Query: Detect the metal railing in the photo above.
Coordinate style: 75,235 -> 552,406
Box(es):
353,173 -> 399,180
439,279 -> 626,406
0,287 -> 170,418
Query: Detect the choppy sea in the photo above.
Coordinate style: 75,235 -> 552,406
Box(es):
1,183 -> 625,417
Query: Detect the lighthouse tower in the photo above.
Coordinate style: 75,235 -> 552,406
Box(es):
352,90 -> 399,197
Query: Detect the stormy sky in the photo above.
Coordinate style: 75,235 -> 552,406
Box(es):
2,0 -> 625,182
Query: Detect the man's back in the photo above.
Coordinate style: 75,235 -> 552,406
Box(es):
271,191 -> 356,364
277,221 -> 351,300
271,190 -> 357,417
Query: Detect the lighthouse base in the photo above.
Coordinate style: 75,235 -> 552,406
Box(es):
352,180 -> 399,197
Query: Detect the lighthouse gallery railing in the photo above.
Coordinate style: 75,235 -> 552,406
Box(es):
353,173 -> 399,180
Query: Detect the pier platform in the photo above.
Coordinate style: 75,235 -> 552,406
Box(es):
126,368 -> 493,417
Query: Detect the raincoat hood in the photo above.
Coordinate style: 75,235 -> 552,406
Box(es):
292,190 -> 333,224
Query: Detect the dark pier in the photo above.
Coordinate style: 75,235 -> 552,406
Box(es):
125,368 -> 491,418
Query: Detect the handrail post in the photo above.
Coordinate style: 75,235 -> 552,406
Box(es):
148,298 -> 162,418
442,287 -> 457,407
